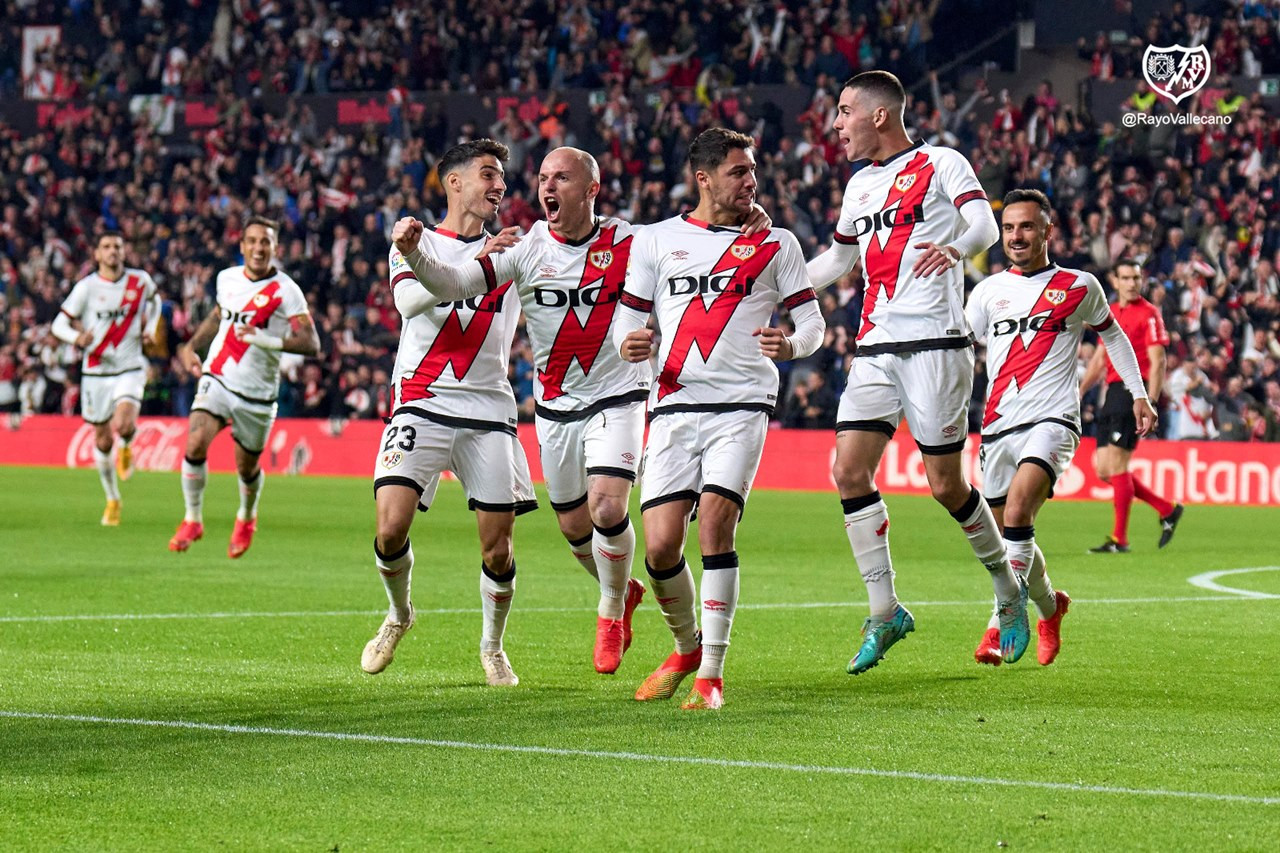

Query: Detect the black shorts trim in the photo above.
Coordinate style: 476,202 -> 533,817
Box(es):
855,335 -> 975,357
640,490 -> 700,513
648,402 -> 773,421
1019,456 -> 1059,494
535,389 -> 648,423
83,415 -> 113,426
468,497 -> 540,516
374,476 -> 429,512
393,405 -> 516,436
836,419 -> 896,438
232,435 -> 266,456
208,374 -> 278,406
551,493 -> 589,513
587,465 -> 636,482
986,494 -> 1008,508
702,484 -> 745,511
917,438 -> 966,456
981,417 -> 1080,444
189,407 -> 228,426
81,367 -> 143,378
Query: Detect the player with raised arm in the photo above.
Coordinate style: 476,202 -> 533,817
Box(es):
367,139 -> 537,687
394,146 -> 773,676
168,216 -> 321,558
967,190 -> 1155,666
803,70 -> 1029,673
1080,260 -> 1184,553
612,128 -> 825,710
51,231 -> 161,525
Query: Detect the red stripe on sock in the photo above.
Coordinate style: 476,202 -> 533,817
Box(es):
1110,472 -> 1134,545
1132,477 -> 1174,517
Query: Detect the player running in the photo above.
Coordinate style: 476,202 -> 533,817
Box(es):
967,189 -> 1154,666
370,139 -> 537,687
1080,260 -> 1184,553
614,128 -> 825,710
51,231 -> 161,525
392,146 -> 771,676
169,216 -> 321,558
804,70 -> 1029,673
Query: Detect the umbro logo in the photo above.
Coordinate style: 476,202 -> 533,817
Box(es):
670,250 -> 689,259
859,192 -> 870,202
704,599 -> 728,611
621,452 -> 635,463
539,266 -> 557,276
996,299 -> 1010,309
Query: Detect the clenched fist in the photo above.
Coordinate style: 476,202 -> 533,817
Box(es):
392,217 -> 425,255
620,329 -> 654,363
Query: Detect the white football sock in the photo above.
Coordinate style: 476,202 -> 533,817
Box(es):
646,558 -> 699,654
237,469 -> 263,521
951,487 -> 1019,601
181,456 -> 207,523
593,516 -> 634,620
698,552 -> 739,680
568,533 -> 598,578
94,446 -> 120,502
842,492 -> 898,621
375,539 -> 413,624
480,564 -> 515,653
1027,544 -> 1058,619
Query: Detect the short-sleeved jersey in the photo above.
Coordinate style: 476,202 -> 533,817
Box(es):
834,141 -> 990,352
1104,296 -> 1168,385
967,264 -> 1113,436
621,214 -> 817,414
389,226 -> 520,433
60,268 -> 159,375
479,217 -> 650,416
203,266 -> 309,402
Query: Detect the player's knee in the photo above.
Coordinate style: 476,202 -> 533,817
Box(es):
376,528 -> 409,557
481,539 -> 513,573
1003,502 -> 1034,528
929,477 -> 969,510
589,495 -> 628,530
832,456 -> 873,494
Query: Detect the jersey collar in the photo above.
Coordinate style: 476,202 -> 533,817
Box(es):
1010,262 -> 1057,277
427,224 -> 488,243
547,219 -> 601,246
873,139 -> 925,168
681,213 -> 741,233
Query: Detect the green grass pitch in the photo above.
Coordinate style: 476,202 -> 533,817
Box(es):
1,465 -> 1277,850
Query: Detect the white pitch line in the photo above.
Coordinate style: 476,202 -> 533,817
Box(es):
0,711 -> 1274,807
0,594 -> 1266,624
1186,567 -> 1280,600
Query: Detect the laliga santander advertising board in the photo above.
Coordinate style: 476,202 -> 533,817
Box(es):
4,415 -> 1280,507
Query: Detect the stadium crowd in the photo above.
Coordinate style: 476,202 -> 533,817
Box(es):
1,0 -> 1278,441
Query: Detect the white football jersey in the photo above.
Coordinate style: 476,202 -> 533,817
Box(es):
622,215 -> 816,413
389,226 -> 520,432
967,264 -> 1112,435
480,217 -> 650,415
203,266 -> 309,402
60,268 -> 159,375
835,141 -> 990,350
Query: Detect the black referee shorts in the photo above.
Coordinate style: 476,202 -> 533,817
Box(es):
1096,381 -> 1139,451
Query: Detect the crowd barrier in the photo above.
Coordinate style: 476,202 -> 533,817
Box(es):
3,415 -> 1279,506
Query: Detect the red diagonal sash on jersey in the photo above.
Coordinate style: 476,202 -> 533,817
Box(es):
400,282 -> 513,402
86,274 -> 143,369
207,280 -> 284,376
983,271 -> 1087,428
538,225 -> 632,401
857,153 -> 935,341
656,232 -> 781,401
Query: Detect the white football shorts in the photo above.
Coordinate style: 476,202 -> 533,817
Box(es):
80,369 -> 146,424
191,375 -> 277,453
979,420 -> 1080,505
836,347 -> 974,453
373,412 -> 537,514
535,400 -> 644,511
639,409 -> 768,514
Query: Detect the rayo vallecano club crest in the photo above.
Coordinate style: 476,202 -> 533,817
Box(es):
1045,288 -> 1067,305
252,292 -> 270,307
730,244 -> 756,260
589,249 -> 612,269
1143,44 -> 1211,106
894,174 -> 917,193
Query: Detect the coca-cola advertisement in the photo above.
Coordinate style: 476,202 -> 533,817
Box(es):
3,415 -> 1279,506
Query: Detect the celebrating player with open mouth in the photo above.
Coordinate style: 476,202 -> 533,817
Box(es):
805,70 -> 1029,673
51,231 -> 162,526
169,217 -> 321,558
966,189 -> 1154,666
614,128 -> 825,710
